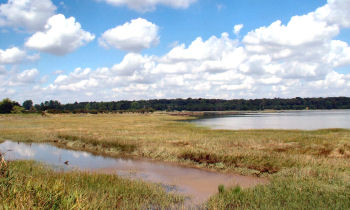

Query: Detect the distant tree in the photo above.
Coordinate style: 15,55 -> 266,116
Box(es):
0,98 -> 20,114
131,102 -> 140,110
11,106 -> 25,114
22,100 -> 33,110
29,97 -> 350,113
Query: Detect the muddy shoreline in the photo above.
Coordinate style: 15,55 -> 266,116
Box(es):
0,140 -> 268,206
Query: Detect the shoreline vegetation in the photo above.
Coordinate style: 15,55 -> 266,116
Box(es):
1,113 -> 350,209
1,97 -> 350,115
0,160 -> 184,209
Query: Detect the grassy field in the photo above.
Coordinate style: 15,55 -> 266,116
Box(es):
0,160 -> 183,209
0,113 -> 350,209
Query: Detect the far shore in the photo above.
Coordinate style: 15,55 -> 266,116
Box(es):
167,109 -> 349,117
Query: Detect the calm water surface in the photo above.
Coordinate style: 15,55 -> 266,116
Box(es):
193,110 -> 350,130
0,141 -> 266,205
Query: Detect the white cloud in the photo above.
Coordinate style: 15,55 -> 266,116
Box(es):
49,67 -> 98,91
111,53 -> 155,76
310,71 -> 349,89
100,0 -> 197,12
25,14 -> 95,56
326,40 -> 350,67
3,0 -> 350,102
233,24 -> 243,35
0,0 -> 56,31
316,0 -> 350,28
0,65 -> 6,75
15,68 -> 39,84
99,18 -> 159,52
0,47 -> 39,64
243,17 -> 338,47
164,33 -> 237,62
1,68 -> 40,92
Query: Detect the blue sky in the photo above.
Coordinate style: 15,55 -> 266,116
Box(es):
0,0 -> 349,103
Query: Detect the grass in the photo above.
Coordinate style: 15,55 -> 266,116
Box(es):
0,113 -> 350,209
207,169 -> 350,209
0,160 -> 184,209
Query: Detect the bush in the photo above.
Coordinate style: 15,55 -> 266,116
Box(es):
11,106 -> 25,114
0,98 -> 20,114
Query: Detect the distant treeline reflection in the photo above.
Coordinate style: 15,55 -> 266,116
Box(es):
1,97 -> 350,114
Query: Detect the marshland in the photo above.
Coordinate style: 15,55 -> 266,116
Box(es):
1,111 -> 350,209
1,0 -> 350,208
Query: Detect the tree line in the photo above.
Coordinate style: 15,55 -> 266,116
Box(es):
1,97 -> 350,114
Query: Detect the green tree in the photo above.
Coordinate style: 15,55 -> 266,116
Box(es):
11,106 -> 25,114
22,100 -> 33,110
131,102 -> 140,110
0,98 -> 19,114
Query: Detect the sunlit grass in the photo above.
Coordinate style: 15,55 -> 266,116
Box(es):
0,160 -> 184,209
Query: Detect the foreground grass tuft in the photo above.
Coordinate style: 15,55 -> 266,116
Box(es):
208,172 -> 350,210
0,160 -> 183,209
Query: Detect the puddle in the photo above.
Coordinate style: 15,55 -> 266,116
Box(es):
0,140 -> 267,205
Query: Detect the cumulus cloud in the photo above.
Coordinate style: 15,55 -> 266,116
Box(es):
164,33 -> 238,62
100,0 -> 197,12
0,68 -> 40,95
111,53 -> 155,76
99,18 -> 159,52
14,68 -> 39,84
25,14 -> 95,56
316,0 -> 350,28
50,67 -> 98,91
4,0 -> 350,102
0,47 -> 39,64
0,0 -> 56,31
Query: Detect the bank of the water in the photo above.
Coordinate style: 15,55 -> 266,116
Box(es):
0,140 -> 268,205
0,160 -> 184,209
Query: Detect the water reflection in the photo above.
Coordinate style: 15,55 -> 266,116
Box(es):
0,140 -> 267,204
193,110 -> 350,130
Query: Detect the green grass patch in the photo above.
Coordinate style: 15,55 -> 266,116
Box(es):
207,173 -> 350,209
0,160 -> 183,209
56,134 -> 136,153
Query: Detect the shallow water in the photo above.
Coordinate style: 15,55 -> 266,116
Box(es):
193,110 -> 350,130
0,141 -> 267,205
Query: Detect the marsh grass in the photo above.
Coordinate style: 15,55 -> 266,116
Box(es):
0,160 -> 184,209
0,113 -> 350,209
56,133 -> 136,153
218,185 -> 225,193
208,171 -> 350,210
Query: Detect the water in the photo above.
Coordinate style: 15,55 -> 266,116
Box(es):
192,110 -> 350,130
0,141 -> 267,205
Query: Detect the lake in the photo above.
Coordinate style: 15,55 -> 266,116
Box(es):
192,110 -> 350,130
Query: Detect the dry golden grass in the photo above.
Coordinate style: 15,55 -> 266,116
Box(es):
0,113 -> 349,175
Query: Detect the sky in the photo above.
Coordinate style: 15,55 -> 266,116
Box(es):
0,0 -> 350,104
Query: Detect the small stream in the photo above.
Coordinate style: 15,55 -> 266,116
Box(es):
0,140 -> 267,205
